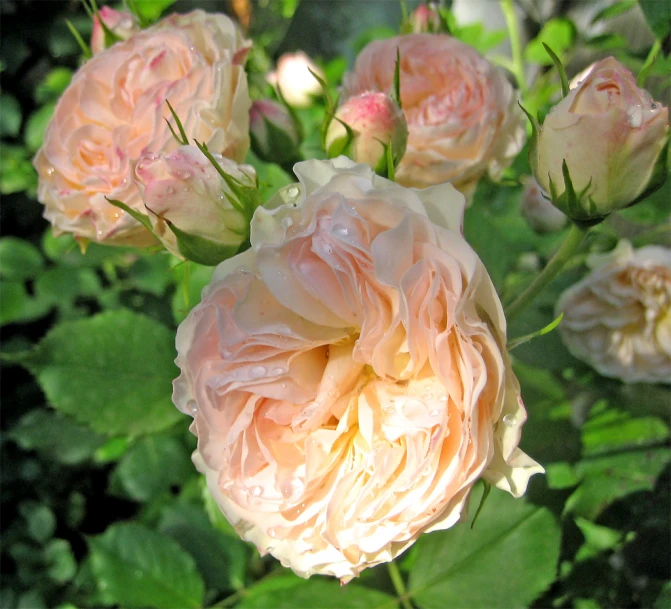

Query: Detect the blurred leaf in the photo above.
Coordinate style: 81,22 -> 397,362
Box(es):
158,502 -> 249,593
591,1 -> 637,24
408,490 -> 561,608
18,310 -> 182,436
131,0 -> 176,23
238,574 -> 397,608
20,501 -> 56,543
171,261 -> 215,324
201,479 -> 239,538
16,590 -> 46,609
115,435 -> 192,502
546,462 -> 580,489
9,409 -> 105,465
94,436 -> 131,463
639,1 -> 671,39
0,93 -> 21,137
35,67 -> 73,103
654,582 -> 671,609
584,33 -> 629,50
525,18 -> 577,65
89,522 -> 205,609
45,539 -> 77,584
353,25 -> 397,54
0,144 -> 37,195
34,266 -> 102,311
0,237 -> 44,280
246,150 -> 294,200
25,102 -> 56,152
574,517 -> 626,562
565,447 -> 670,519
127,253 -> 174,296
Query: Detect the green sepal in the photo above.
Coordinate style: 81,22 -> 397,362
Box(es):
194,140 -> 262,225
165,220 -> 241,266
470,481 -> 491,529
165,100 -> 189,146
251,115 -> 301,166
542,42 -> 570,98
275,84 -> 305,144
307,67 -> 338,150
372,140 -> 397,181
508,312 -> 564,351
65,19 -> 92,59
390,48 -> 402,110
326,118 -> 355,159
106,198 -> 160,241
547,161 -> 605,224
519,103 -> 541,178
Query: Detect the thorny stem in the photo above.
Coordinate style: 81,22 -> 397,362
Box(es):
500,0 -> 528,97
505,222 -> 589,321
387,560 -> 414,609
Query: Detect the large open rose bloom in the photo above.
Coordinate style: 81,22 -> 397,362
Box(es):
34,10 -> 250,246
173,158 -> 542,580
343,34 -> 525,195
557,240 -> 671,384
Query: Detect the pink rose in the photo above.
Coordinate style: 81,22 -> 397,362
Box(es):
90,7 -> 139,55
134,145 -> 256,260
173,157 -> 542,581
344,34 -> 525,196
557,240 -> 671,384
326,91 -> 408,173
534,57 -> 669,221
34,10 -> 251,246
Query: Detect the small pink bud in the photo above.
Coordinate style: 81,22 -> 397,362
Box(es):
520,178 -> 568,234
326,92 -> 408,173
409,3 -> 442,33
249,100 -> 301,164
90,7 -> 139,55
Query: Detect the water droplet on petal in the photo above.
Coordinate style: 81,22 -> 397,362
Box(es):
251,365 -> 267,378
627,104 -> 643,128
250,485 -> 263,497
166,186 -> 174,194
287,186 -> 300,199
503,414 -> 517,427
186,400 -> 198,416
46,166 -> 55,176
429,409 -> 440,417
332,224 -> 349,238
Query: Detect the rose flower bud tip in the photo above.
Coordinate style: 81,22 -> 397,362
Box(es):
326,91 -> 408,175
249,99 -> 301,165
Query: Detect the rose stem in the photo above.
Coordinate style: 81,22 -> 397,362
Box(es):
387,560 -> 414,609
505,222 -> 589,322
500,0 -> 528,97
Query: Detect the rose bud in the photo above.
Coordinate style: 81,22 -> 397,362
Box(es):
134,145 -> 257,265
325,91 -> 408,175
249,100 -> 301,165
407,3 -> 442,33
531,57 -> 669,223
90,6 -> 139,55
556,240 -> 671,384
520,177 -> 568,234
266,51 -> 324,108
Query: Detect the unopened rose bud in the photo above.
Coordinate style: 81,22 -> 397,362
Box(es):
90,7 -> 139,55
134,145 -> 257,265
520,177 -> 568,234
325,92 -> 408,174
266,52 -> 323,108
249,100 -> 301,165
531,57 -> 669,223
408,3 -> 442,33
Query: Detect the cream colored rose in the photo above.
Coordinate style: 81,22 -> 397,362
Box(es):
267,52 -> 323,108
34,10 -> 251,247
173,157 -> 542,581
535,57 -> 669,221
557,240 -> 671,384
343,34 -> 525,196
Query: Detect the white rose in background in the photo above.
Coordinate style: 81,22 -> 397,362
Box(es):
267,51 -> 324,108
173,157 -> 543,582
557,240 -> 671,384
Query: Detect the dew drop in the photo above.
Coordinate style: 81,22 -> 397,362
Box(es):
332,224 -> 349,238
166,186 -> 174,194
267,527 -> 279,538
429,409 -> 440,417
627,104 -> 643,128
186,399 -> 198,416
46,166 -> 55,176
502,414 -> 517,427
250,485 -> 263,497
272,367 -> 284,375
250,365 -> 267,378
287,186 -> 300,198
323,243 -> 333,254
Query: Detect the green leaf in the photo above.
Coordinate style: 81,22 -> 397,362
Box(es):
88,523 -> 205,609
25,102 -> 56,152
0,93 -> 21,137
158,502 -> 249,592
238,574 -> 397,608
525,18 -> 576,65
20,501 -> 56,543
0,237 -> 43,281
167,219 -> 241,266
654,582 -> 671,609
128,0 -> 176,24
573,517 -> 626,562
591,0 -> 637,24
0,144 -> 37,195
9,409 -> 105,465
408,491 -> 561,609
639,0 -> 671,39
171,262 -> 215,324
565,447 -> 670,519
35,67 -> 73,104
34,266 -> 101,310
114,435 -> 192,502
18,310 -> 182,437
542,43 -> 570,97
44,539 -> 77,584
0,281 -> 51,325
